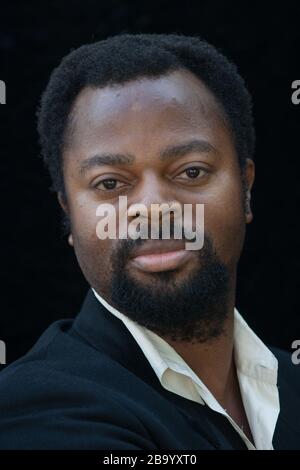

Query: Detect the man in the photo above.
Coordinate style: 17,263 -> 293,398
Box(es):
0,33 -> 299,450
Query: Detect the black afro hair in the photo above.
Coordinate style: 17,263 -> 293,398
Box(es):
37,32 -> 255,197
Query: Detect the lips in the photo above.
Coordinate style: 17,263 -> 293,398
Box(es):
129,240 -> 193,273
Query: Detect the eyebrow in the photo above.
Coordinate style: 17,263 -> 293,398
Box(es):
79,153 -> 134,174
159,139 -> 219,161
79,139 -> 218,175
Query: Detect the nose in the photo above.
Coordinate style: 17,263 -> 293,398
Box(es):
127,172 -> 182,236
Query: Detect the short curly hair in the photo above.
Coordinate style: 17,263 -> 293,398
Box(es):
37,32 -> 255,197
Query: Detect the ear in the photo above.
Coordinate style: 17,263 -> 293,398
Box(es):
243,158 -> 255,224
57,191 -> 74,247
68,233 -> 74,246
57,191 -> 68,214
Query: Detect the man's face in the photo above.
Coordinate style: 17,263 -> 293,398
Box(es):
60,69 -> 254,343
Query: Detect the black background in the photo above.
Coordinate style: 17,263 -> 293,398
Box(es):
0,1 -> 299,364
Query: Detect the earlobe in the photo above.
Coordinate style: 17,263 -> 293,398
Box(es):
68,234 -> 74,246
245,197 -> 253,224
57,191 -> 73,246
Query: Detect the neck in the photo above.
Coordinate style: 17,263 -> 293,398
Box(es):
160,284 -> 237,406
165,313 -> 235,403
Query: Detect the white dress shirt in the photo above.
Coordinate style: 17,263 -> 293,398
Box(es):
92,288 -> 280,450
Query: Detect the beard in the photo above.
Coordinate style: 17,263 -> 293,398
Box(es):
108,231 -> 230,344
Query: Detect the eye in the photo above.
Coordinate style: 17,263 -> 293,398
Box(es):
176,166 -> 209,181
94,178 -> 127,191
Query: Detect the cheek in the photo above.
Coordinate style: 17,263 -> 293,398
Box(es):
73,216 -> 112,261
198,179 -> 246,265
67,196 -> 115,282
68,191 -> 99,237
71,223 -> 116,297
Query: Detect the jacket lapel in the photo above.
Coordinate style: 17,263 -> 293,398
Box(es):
74,289 -> 299,450
72,289 -> 250,449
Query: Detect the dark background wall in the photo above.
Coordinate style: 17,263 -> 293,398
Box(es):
0,1 -> 299,365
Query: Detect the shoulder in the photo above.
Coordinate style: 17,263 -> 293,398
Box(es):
0,320 -> 156,449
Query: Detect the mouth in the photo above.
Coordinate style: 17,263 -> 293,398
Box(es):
129,240 -> 193,273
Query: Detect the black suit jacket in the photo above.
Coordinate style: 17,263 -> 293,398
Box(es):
0,289 -> 299,450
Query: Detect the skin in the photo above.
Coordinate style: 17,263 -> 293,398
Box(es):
58,68 -> 255,442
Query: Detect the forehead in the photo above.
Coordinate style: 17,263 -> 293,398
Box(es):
65,69 -> 231,156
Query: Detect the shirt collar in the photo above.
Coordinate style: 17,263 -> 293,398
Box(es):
92,288 -> 170,379
92,288 -> 278,387
233,308 -> 278,385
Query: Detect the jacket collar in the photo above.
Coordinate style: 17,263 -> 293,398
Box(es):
73,288 -> 300,448
73,288 -> 162,390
